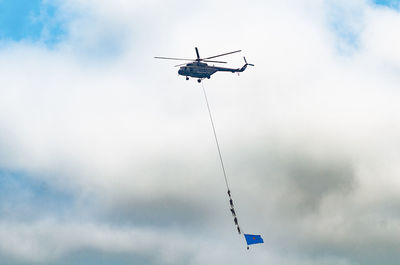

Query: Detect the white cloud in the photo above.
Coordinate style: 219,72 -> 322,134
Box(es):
361,6 -> 400,68
0,218 -> 361,265
1,0 -> 400,264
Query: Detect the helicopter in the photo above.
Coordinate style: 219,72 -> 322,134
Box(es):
155,47 -> 254,83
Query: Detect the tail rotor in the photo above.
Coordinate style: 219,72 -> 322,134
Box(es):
239,56 -> 254,72
244,57 -> 254,66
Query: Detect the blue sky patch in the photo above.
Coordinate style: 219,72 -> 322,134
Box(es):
0,0 -> 130,58
325,2 -> 363,54
373,0 -> 400,9
0,170 -> 74,220
0,0 -> 66,45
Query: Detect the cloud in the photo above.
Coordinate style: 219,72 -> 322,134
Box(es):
0,219 -> 196,264
1,0 -> 400,264
0,218 -> 364,265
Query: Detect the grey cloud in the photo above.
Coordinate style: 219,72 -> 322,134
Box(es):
264,143 -> 354,214
2,0 -> 400,265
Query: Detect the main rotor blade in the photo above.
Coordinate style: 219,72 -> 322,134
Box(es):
154,56 -> 195,61
174,60 -> 226,66
202,60 -> 227,63
174,62 -> 188,67
195,47 -> 200,60
203,50 -> 241,60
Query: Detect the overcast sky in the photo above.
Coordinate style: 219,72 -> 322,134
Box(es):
1,0 -> 400,264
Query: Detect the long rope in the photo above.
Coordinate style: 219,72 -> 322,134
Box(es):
201,82 -> 243,236
201,82 -> 230,191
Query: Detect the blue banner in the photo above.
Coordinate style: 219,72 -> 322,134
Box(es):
244,234 -> 264,245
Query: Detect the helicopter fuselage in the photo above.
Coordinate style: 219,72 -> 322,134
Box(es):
178,62 -> 246,79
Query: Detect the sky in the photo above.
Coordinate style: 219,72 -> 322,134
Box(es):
1,0 -> 400,264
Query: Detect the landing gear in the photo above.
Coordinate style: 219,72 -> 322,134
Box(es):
186,76 -> 189,80
197,79 -> 201,83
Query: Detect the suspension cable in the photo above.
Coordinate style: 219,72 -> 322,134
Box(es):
201,82 -> 243,235
201,82 -> 230,191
